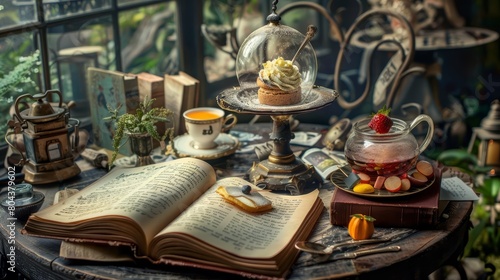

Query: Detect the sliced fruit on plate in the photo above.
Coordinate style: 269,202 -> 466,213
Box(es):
374,176 -> 386,190
401,178 -> 411,191
416,160 -> 434,178
384,176 -> 402,192
353,183 -> 375,194
408,171 -> 428,186
357,172 -> 371,184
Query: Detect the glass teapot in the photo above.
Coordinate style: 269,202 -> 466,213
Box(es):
344,114 -> 434,180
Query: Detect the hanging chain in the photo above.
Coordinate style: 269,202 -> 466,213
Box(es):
271,0 -> 279,14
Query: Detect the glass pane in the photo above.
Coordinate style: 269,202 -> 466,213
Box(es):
0,0 -> 37,30
119,2 -> 178,76
43,0 -> 111,21
203,0 -> 262,83
0,33 -> 41,146
279,0 -> 320,36
48,16 -> 115,118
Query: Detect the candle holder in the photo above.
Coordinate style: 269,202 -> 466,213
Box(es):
468,99 -> 500,176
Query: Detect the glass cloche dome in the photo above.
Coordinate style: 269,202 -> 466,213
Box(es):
235,17 -> 318,97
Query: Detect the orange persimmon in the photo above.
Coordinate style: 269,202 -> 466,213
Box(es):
348,214 -> 376,240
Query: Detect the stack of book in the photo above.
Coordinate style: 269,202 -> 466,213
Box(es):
86,68 -> 200,154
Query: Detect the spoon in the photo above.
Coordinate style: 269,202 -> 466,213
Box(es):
291,25 -> 317,64
295,237 -> 391,255
332,245 -> 401,260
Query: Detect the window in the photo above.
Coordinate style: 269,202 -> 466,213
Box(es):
3,1 -> 496,147
0,0 -> 195,147
1,0 -> 333,148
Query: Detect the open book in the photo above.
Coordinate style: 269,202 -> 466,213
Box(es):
22,158 -> 323,279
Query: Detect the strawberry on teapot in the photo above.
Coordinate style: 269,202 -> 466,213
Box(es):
344,107 -> 434,180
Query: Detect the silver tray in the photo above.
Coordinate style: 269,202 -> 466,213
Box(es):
216,86 -> 338,115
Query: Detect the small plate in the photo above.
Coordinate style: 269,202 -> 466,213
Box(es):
330,166 -> 435,198
173,133 -> 239,160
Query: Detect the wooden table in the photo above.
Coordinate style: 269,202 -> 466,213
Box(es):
0,122 -> 473,280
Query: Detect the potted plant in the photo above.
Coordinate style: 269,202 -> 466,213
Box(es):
105,97 -> 174,167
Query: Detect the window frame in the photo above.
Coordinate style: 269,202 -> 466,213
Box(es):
0,0 -> 204,99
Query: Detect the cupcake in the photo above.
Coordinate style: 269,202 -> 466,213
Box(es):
257,57 -> 302,106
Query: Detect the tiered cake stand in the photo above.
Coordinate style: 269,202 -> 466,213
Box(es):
217,86 -> 338,195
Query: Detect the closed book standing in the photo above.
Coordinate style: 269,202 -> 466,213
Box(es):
164,72 -> 199,136
137,73 -> 167,147
330,170 -> 443,229
87,67 -> 139,156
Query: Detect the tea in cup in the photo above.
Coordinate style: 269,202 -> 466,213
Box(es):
183,107 -> 237,149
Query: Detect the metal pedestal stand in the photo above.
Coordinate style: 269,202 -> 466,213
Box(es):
217,86 -> 338,195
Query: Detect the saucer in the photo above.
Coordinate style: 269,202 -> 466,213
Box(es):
173,133 -> 239,160
113,154 -> 171,168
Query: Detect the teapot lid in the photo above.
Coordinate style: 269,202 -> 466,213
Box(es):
17,93 -> 66,123
30,93 -> 56,116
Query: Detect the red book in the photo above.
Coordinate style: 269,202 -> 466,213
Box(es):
330,171 -> 445,229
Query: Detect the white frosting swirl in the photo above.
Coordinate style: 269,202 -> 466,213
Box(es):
259,57 -> 301,91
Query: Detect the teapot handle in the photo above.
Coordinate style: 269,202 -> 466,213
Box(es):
408,114 -> 434,154
14,89 -> 63,123
4,128 -> 27,166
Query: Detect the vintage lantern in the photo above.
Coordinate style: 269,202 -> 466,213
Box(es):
468,99 -> 500,175
6,90 -> 81,184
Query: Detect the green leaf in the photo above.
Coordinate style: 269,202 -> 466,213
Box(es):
106,97 -> 174,167
436,149 -> 477,172
480,177 -> 500,204
350,214 -> 376,222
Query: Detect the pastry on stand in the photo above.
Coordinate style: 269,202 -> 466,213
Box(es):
217,2 -> 338,195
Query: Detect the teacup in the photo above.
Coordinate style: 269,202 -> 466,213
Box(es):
183,107 -> 237,149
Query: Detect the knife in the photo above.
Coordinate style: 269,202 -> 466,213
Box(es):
332,245 -> 401,260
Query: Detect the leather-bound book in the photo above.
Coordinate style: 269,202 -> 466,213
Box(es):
330,170 -> 445,229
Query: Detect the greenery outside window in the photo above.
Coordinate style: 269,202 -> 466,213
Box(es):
0,0 -> 184,149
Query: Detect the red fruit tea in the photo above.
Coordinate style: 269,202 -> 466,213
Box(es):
345,116 -> 434,181
346,155 -> 418,180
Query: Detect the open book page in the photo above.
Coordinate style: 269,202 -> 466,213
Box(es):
24,158 -> 216,254
150,177 -> 320,260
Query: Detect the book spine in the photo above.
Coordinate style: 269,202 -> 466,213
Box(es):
330,202 -> 438,228
124,78 -> 140,114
